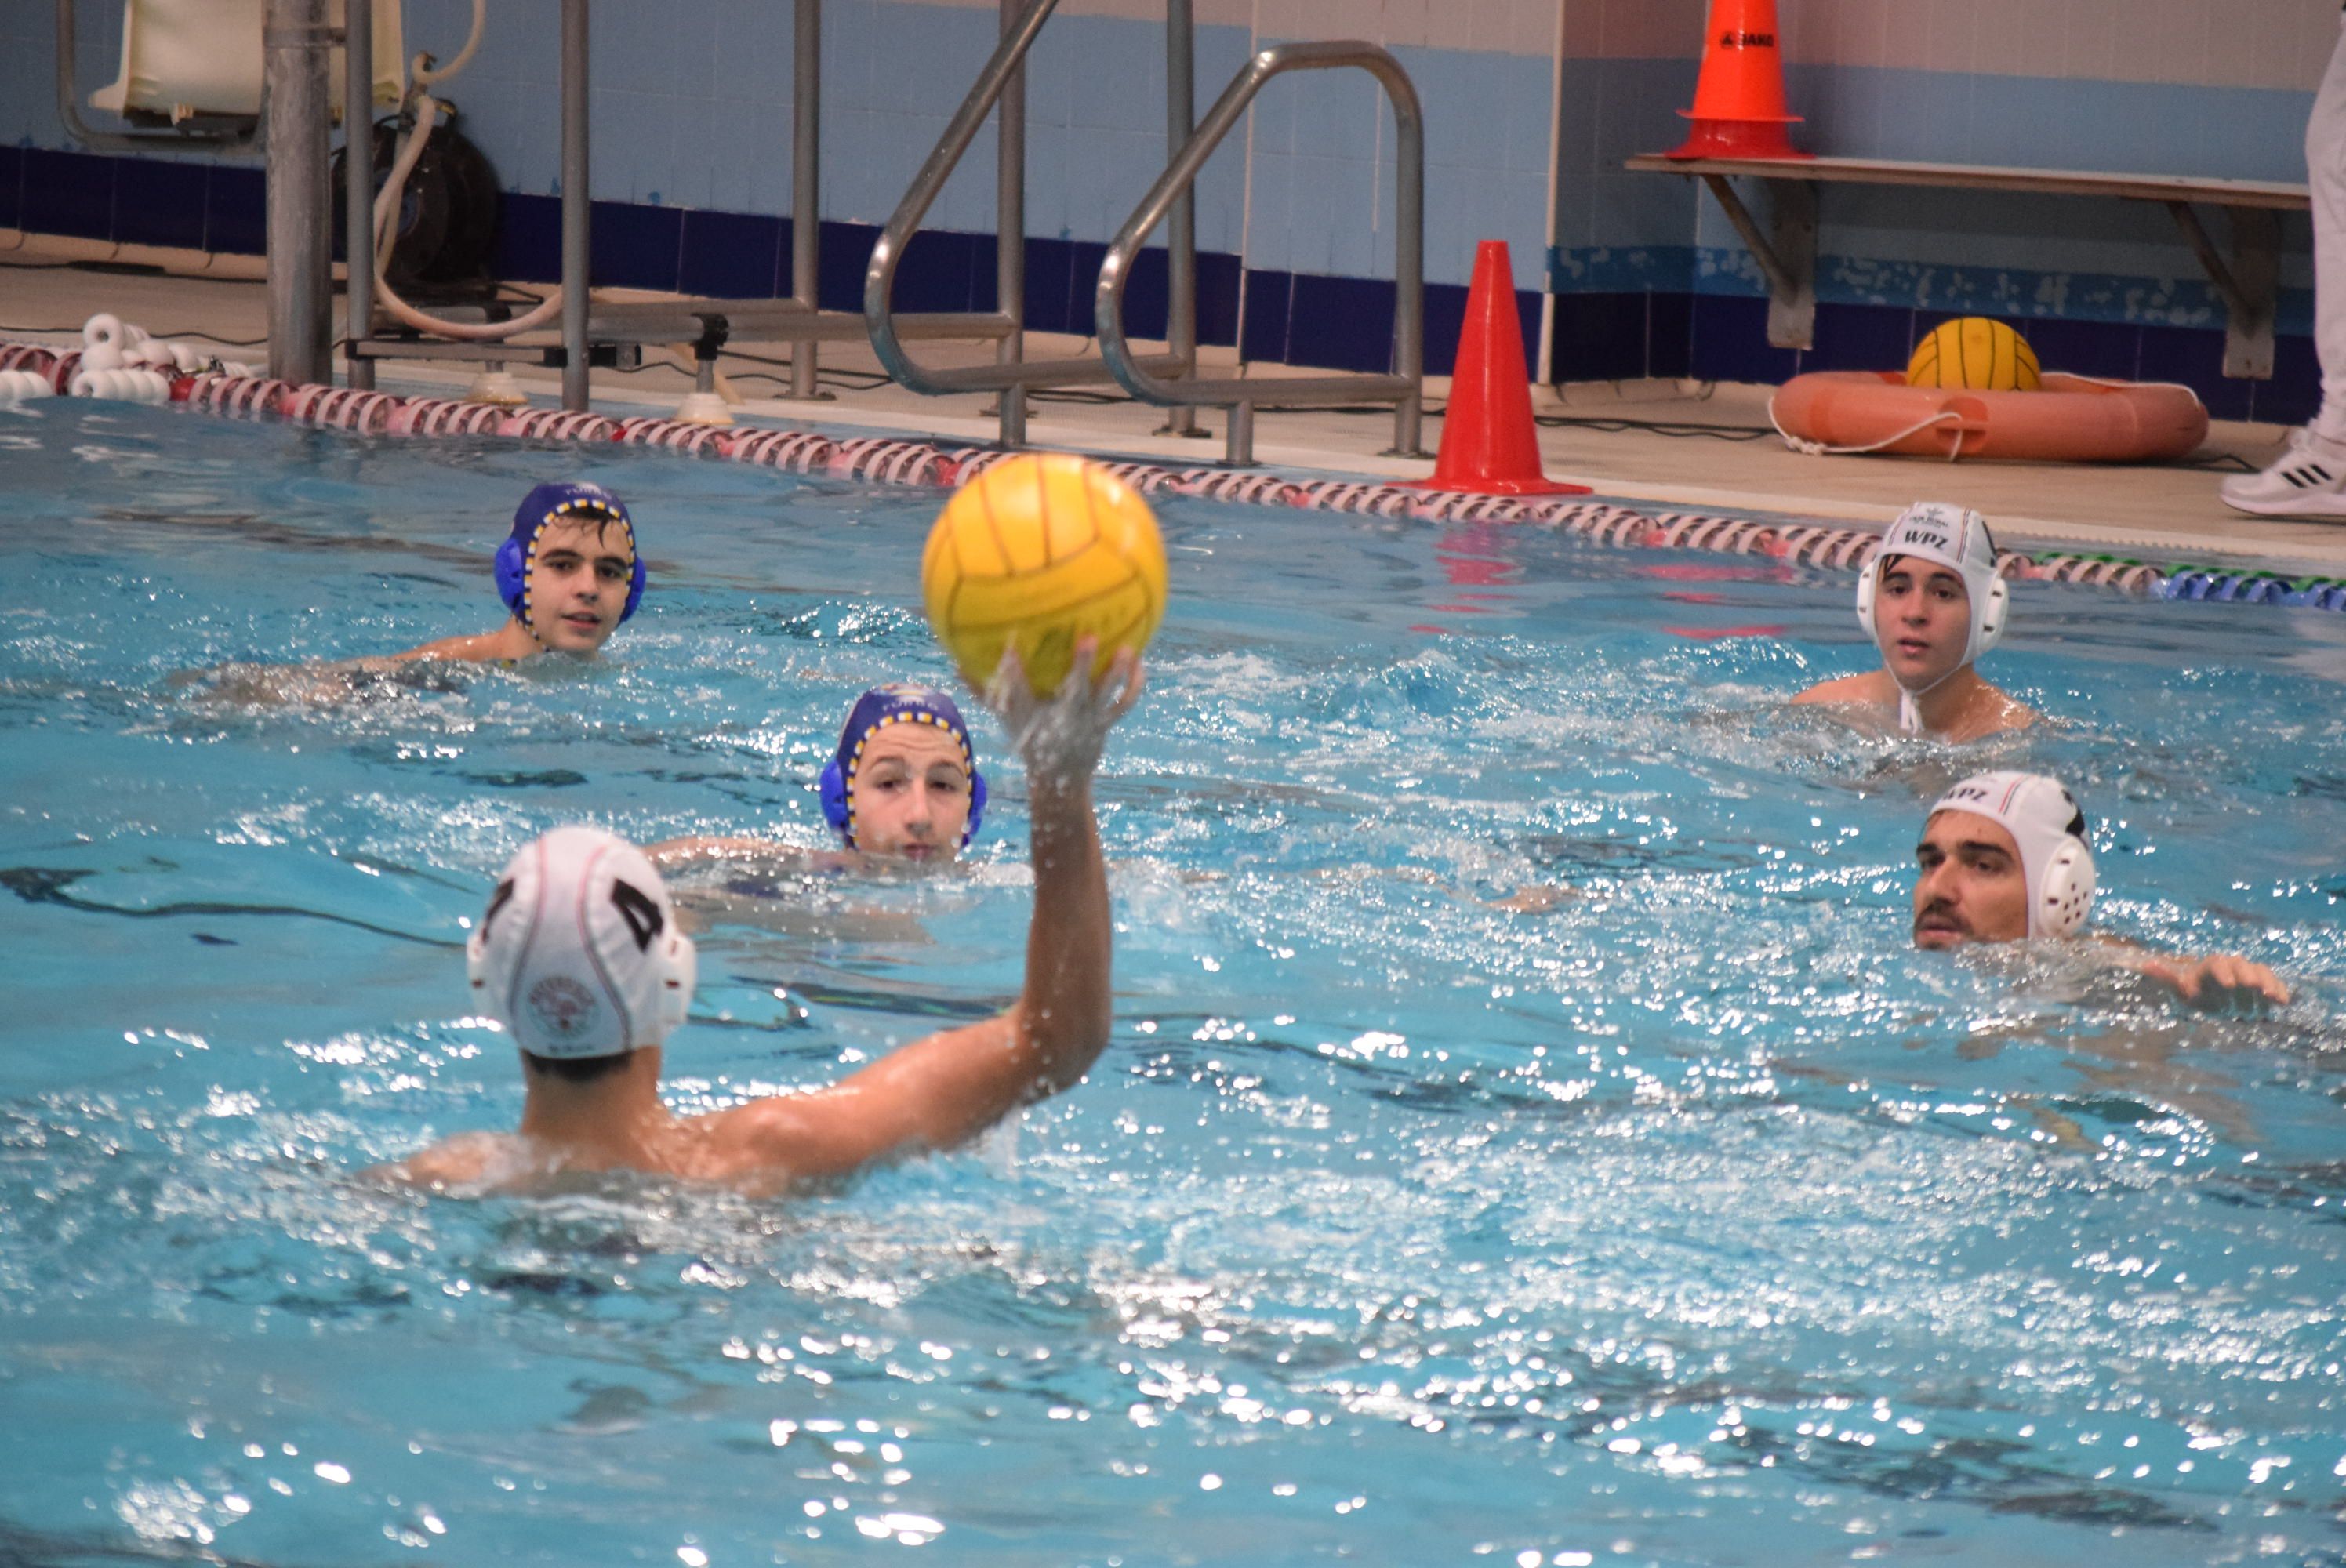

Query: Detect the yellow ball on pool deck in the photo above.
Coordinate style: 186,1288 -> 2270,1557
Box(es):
1906,316 -> 2041,391
922,452 -> 1168,695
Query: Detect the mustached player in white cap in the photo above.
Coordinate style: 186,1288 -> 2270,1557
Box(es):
376,641 -> 1145,1194
1913,771 -> 2289,1004
1794,503 -> 2036,742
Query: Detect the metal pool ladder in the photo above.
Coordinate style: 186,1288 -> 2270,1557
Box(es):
866,0 -> 1197,448
1098,41 -> 1426,467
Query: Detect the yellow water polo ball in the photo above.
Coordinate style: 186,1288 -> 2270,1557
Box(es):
1906,317 -> 2041,391
921,452 -> 1168,695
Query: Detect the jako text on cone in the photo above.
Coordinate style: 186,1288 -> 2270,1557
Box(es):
1666,0 -> 1809,161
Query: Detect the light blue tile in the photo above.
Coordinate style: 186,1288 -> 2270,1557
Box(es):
1286,153 -> 1343,275
597,5 -> 679,100
1504,59 -> 1554,176
1022,16 -> 1081,130
750,117 -> 795,217
1873,70 -> 1972,164
1244,153 -> 1296,274
1290,72 -> 1376,162
1320,156 -> 1380,278
1425,163 -> 1470,277
828,107 -> 891,223
711,0 -> 780,106
1192,143 -> 1247,255
1247,71 -> 1298,158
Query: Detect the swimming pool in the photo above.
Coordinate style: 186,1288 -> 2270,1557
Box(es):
3,398 -> 2344,1566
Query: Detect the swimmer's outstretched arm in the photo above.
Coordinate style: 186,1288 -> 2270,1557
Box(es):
715,641 -> 1142,1181
2130,949 -> 2292,1007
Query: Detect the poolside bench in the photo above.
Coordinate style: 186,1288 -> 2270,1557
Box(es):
1623,154 -> 2312,379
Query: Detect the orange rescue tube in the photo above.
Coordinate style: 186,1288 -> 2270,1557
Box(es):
1769,370 -> 2208,462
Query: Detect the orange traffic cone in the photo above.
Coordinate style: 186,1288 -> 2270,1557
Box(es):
1665,0 -> 1809,160
1407,241 -> 1587,498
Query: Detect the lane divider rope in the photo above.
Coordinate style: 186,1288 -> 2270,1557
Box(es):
9,347 -> 2335,611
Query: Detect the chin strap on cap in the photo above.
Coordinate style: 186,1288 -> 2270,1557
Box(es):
1856,501 -> 2009,732
1929,771 -> 2096,938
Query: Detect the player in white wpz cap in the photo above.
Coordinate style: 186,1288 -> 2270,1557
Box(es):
375,642 -> 1145,1194
1912,770 -> 2290,1004
1794,502 -> 2036,742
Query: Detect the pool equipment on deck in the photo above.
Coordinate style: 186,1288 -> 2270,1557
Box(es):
57,0 -> 401,153
60,314 -> 252,403
1400,241 -> 1584,497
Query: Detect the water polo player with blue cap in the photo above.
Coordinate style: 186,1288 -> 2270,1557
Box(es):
391,480 -> 645,664
1792,502 -> 2036,741
646,683 -> 987,869
819,684 -> 988,862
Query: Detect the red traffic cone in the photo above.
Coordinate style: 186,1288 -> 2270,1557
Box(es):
1407,241 -> 1587,498
1665,0 -> 1810,160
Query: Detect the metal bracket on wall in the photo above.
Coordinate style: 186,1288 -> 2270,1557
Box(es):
1696,173 -> 1817,351
2165,201 -> 2279,380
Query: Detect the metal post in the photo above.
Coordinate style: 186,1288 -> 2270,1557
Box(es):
560,0 -> 591,412
995,0 -> 1027,446
1387,82 -> 1425,459
789,0 -> 826,399
264,0 -> 334,384
342,0 -> 375,389
1160,0 -> 1198,437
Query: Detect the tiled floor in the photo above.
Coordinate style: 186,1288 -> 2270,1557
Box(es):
8,228 -> 2344,574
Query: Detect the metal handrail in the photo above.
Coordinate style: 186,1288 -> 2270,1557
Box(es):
57,0 -> 263,154
1098,41 -> 1425,466
864,0 -> 1191,447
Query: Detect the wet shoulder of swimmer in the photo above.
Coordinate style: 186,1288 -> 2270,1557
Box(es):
1910,770 -> 2291,1007
1791,502 -> 2036,743
369,641 -> 1144,1198
646,684 -> 990,876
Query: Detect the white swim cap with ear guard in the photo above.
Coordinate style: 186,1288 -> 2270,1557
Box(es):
1928,771 -> 2096,938
1857,502 -> 2010,732
467,826 -> 697,1058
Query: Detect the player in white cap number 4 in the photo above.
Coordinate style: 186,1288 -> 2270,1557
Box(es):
373,641 -> 1144,1195
1913,771 -> 2290,1005
1795,502 -> 2036,742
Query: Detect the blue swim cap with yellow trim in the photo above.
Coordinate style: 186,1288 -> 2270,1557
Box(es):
819,685 -> 987,848
495,481 -> 645,631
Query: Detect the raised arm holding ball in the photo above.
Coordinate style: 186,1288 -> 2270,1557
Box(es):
652,453 -> 1167,876
376,641 -> 1142,1196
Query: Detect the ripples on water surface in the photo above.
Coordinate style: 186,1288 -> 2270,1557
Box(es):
2,402 -> 2344,1566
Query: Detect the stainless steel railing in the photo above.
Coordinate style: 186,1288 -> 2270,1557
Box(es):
863,0 -> 1194,448
1097,41 -> 1425,467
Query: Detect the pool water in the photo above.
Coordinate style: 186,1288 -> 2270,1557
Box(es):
3,400 -> 2344,1566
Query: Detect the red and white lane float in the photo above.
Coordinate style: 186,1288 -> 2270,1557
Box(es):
829,437 -> 955,486
390,397 -> 512,437
729,428 -> 837,473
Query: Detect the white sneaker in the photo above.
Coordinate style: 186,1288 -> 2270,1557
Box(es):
2221,426 -> 2346,520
